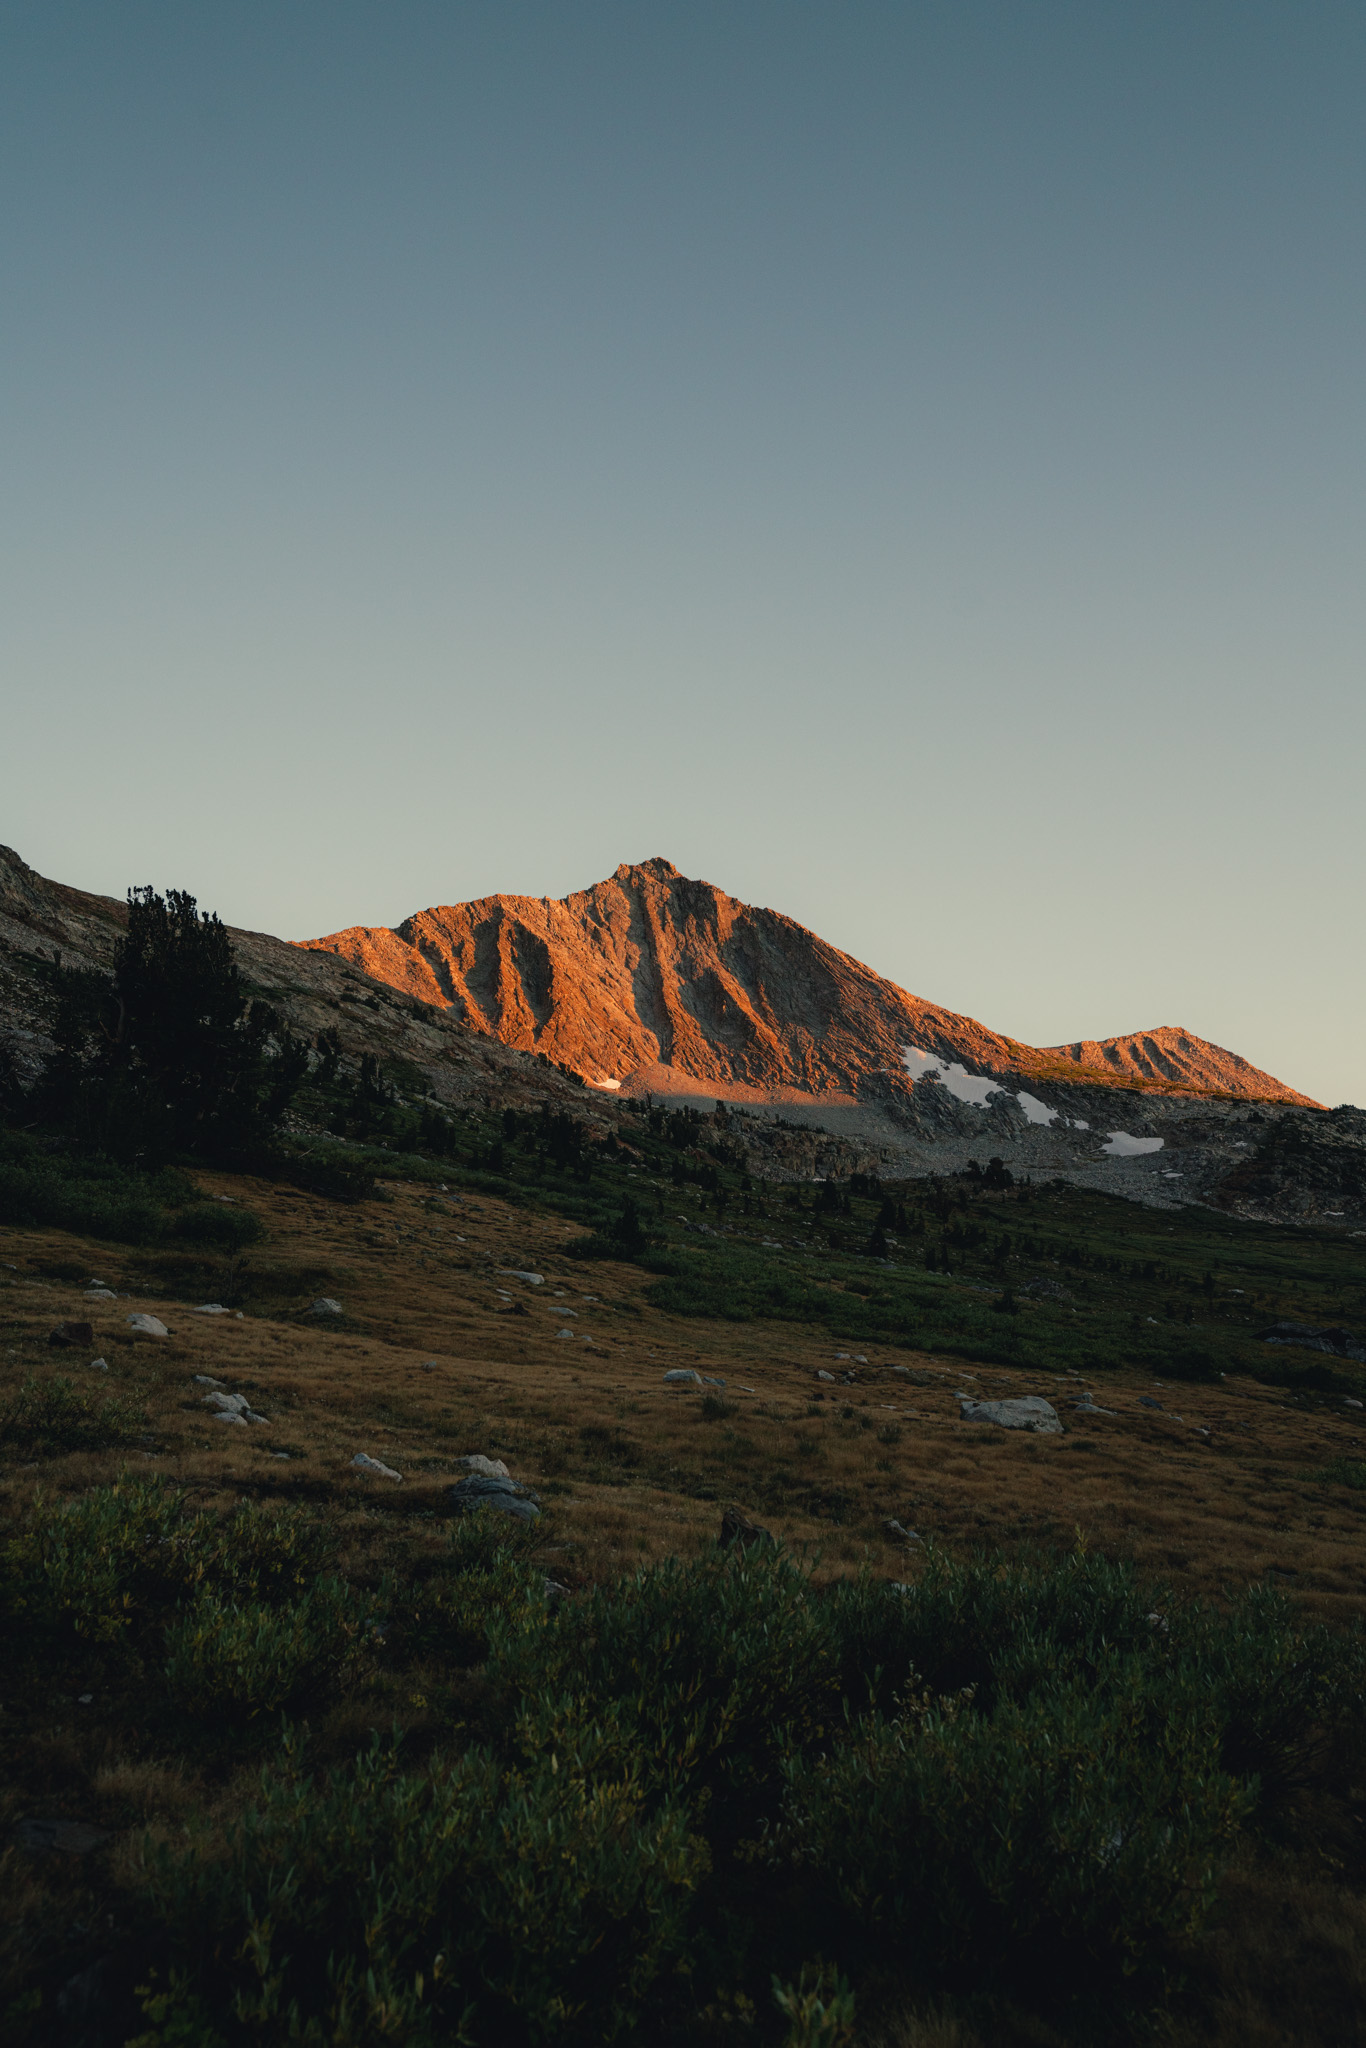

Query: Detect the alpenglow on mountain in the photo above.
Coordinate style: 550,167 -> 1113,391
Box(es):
298,857 -> 1317,1110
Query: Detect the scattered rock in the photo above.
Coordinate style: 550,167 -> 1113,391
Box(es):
87,1356 -> 109,1372
126,1314 -> 169,1337
351,1451 -> 402,1481
1345,1397 -> 1364,1410
885,1518 -> 922,1543
458,1454 -> 511,1479
1138,1395 -> 1162,1410
888,1365 -> 913,1378
556,1329 -> 576,1341
702,1376 -> 727,1388
202,1390 -> 268,1424
815,1369 -> 836,1382
664,1368 -> 703,1385
1258,1321 -> 1366,1363
1073,1397 -> 1116,1415
719,1505 -> 774,1551
194,1374 -> 226,1388
310,1297 -> 344,1317
957,1394 -> 1062,1436
193,1303 -> 231,1315
447,1472 -> 541,1520
421,1359 -> 440,1371
84,1286 -> 116,1300
49,1321 -> 95,1348
498,1269 -> 544,1285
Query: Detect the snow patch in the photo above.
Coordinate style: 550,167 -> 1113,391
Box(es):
1015,1091 -> 1056,1126
901,1047 -> 1001,1108
589,1076 -> 622,1091
1102,1131 -> 1164,1158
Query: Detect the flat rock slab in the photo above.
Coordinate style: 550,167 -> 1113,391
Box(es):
126,1314 -> 168,1337
957,1394 -> 1062,1435
448,1472 -> 541,1521
498,1269 -> 544,1285
311,1297 -> 344,1316
15,1818 -> 107,1855
664,1368 -> 702,1385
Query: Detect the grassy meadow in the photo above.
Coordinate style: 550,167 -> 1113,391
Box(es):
2,1093 -> 1365,2045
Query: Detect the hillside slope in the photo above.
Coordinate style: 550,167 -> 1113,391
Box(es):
300,858 -> 1320,1108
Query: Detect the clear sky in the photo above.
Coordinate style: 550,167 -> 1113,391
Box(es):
3,3 -> 1362,1105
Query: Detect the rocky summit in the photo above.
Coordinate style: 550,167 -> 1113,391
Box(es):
298,855 -> 1318,1109
2,843 -> 1357,1219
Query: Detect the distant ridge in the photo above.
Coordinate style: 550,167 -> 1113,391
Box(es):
297,859 -> 1320,1109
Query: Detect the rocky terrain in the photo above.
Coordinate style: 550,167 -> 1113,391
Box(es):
2,843 -> 1360,1220
301,857 -> 1320,1107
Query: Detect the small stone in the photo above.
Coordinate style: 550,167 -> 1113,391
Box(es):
127,1314 -> 169,1337
815,1369 -> 836,1382
194,1374 -> 226,1388
498,1269 -> 544,1285
702,1376 -> 727,1388
421,1360 -> 439,1372
664,1368 -> 703,1385
87,1357 -> 109,1373
84,1287 -> 116,1300
192,1303 -> 231,1315
1345,1398 -> 1364,1410
719,1505 -> 773,1551
556,1329 -> 575,1341
1138,1395 -> 1162,1409
310,1297 -> 343,1316
458,1454 -> 511,1479
351,1451 -> 402,1481
885,1519 -> 922,1544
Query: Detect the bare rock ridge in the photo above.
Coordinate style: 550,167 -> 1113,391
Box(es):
298,857 -> 1319,1110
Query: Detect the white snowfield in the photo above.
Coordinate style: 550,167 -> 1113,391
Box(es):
1102,1130 -> 1164,1157
591,1076 -> 622,1091
901,1047 -> 1087,1129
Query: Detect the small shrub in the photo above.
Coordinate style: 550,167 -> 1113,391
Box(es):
0,1374 -> 145,1458
163,1578 -> 362,1721
773,1964 -> 857,2048
1319,1458 -> 1366,1491
7,1477 -> 206,1647
170,1202 -> 265,1250
204,1498 -> 338,1603
701,1393 -> 738,1421
134,1735 -> 706,2044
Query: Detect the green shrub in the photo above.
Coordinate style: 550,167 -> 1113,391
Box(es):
381,1513 -> 548,1666
163,1578 -> 362,1721
170,1202 -> 265,1250
487,1551 -> 839,1831
0,1374 -> 146,1459
766,1675 -> 1250,1986
134,1735 -> 706,2045
6,1477 -> 206,1647
1320,1458 -> 1366,1491
203,1498 -> 338,1603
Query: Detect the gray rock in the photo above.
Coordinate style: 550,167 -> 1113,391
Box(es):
1345,1397 -> 1364,1410
193,1303 -> 231,1315
194,1374 -> 226,1388
126,1313 -> 169,1337
202,1390 -> 267,1424
310,1297 -> 344,1316
498,1269 -> 544,1285
702,1376 -> 727,1388
1138,1395 -> 1162,1409
956,1394 -> 1062,1435
458,1454 -> 511,1479
84,1287 -> 116,1300
664,1368 -> 703,1385
1073,1397 -> 1116,1415
815,1369 -> 836,1382
885,1518 -> 922,1543
352,1451 -> 402,1480
87,1356 -> 109,1372
447,1472 -> 541,1520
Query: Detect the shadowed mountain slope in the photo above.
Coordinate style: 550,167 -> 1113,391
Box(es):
299,858 -> 1320,1108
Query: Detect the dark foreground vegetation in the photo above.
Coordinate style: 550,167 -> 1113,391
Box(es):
4,887 -> 1365,2042
3,1480 -> 1364,2046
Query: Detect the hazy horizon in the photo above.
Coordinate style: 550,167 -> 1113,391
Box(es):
3,4 -> 1362,1106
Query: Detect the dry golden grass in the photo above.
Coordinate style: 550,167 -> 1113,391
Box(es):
4,1168 -> 1365,1618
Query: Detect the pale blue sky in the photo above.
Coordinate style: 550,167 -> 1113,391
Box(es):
3,3 -> 1362,1103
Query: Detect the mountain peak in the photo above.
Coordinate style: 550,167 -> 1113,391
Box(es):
296,862 -> 1320,1109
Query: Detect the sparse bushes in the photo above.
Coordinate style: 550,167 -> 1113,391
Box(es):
0,1374 -> 145,1459
5,1484 -> 1364,2043
0,1128 -> 265,1247
163,1578 -> 362,1721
